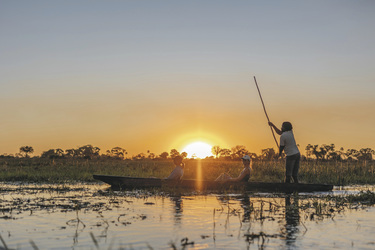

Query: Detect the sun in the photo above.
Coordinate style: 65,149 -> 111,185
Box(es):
182,141 -> 213,159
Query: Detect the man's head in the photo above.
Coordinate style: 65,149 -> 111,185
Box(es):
281,122 -> 293,132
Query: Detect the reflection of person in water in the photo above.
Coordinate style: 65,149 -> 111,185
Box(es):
170,196 -> 183,224
239,194 -> 251,223
283,195 -> 300,246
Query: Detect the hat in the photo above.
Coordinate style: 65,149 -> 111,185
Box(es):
241,155 -> 251,161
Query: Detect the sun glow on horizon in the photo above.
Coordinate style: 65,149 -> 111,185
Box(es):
182,141 -> 213,159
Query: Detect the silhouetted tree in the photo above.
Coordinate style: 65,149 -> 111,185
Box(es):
19,146 -> 34,158
261,148 -> 277,161
306,144 -> 350,161
170,149 -> 180,159
148,152 -> 156,159
65,149 -> 76,158
41,148 -> 64,159
337,147 -> 346,161
305,144 -> 324,160
110,147 -> 127,159
345,149 -> 359,161
305,144 -> 314,159
75,145 -> 100,159
211,145 -> 222,158
133,153 -> 145,160
159,152 -> 169,159
220,148 -> 231,159
319,144 -> 337,160
357,148 -> 374,161
230,145 -> 249,159
56,148 -> 64,157
248,152 -> 258,160
181,152 -> 188,159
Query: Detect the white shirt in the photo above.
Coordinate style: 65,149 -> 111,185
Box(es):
238,166 -> 251,181
166,165 -> 184,180
280,130 -> 300,156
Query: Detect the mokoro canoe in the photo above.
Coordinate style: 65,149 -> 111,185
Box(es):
93,175 -> 334,193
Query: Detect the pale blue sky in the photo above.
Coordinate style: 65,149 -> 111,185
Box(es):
1,1 -> 374,155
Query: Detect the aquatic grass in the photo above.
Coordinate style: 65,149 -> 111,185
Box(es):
300,160 -> 375,185
0,158 -> 173,183
0,157 -> 374,185
2,185 -> 375,249
325,190 -> 375,207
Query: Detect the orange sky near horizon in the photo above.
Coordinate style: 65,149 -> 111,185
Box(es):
1,1 -> 375,157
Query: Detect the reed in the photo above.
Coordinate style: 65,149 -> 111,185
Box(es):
0,157 -> 374,185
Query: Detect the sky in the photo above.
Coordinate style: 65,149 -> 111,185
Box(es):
1,1 -> 374,156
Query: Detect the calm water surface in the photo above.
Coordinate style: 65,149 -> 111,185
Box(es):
1,183 -> 375,249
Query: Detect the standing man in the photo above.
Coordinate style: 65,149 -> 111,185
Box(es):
268,121 -> 300,183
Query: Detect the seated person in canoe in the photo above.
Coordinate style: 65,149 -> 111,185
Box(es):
215,155 -> 251,182
166,155 -> 184,180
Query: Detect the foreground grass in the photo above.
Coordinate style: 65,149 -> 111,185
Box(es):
0,157 -> 374,185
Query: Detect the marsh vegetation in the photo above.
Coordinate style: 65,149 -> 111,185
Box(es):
0,157 -> 374,186
1,143 -> 373,186
1,143 -> 375,249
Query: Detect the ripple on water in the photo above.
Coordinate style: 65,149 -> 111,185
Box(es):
0,183 -> 375,249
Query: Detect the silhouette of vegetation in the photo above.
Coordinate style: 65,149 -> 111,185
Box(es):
1,143 -> 373,163
211,145 -> 222,158
0,143 -> 373,185
261,148 -> 278,161
41,148 -> 64,159
169,149 -> 180,159
105,147 -> 127,159
159,152 -> 169,159
305,144 -> 374,162
19,146 -> 34,158
231,145 -> 249,159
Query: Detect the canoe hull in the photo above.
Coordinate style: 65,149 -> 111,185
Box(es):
93,175 -> 333,193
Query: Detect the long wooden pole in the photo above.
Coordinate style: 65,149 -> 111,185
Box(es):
253,76 -> 279,148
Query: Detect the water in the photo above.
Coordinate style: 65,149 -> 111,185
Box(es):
1,183 -> 375,249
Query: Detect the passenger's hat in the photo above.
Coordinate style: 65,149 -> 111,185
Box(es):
241,155 -> 251,161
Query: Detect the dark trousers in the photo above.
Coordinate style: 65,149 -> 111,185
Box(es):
285,153 -> 300,183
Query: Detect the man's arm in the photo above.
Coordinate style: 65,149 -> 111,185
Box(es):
279,145 -> 285,157
268,122 -> 282,135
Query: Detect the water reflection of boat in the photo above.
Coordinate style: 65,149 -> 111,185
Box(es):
93,175 -> 333,193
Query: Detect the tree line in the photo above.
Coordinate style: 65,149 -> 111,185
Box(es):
212,144 -> 374,162
305,144 -> 374,161
1,143 -> 374,162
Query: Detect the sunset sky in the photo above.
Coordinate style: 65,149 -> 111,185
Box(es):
1,1 -> 374,156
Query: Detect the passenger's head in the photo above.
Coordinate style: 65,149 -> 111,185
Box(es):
173,155 -> 183,166
241,155 -> 251,166
281,121 -> 293,132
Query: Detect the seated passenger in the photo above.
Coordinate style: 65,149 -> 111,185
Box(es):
166,156 -> 184,180
215,155 -> 251,182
